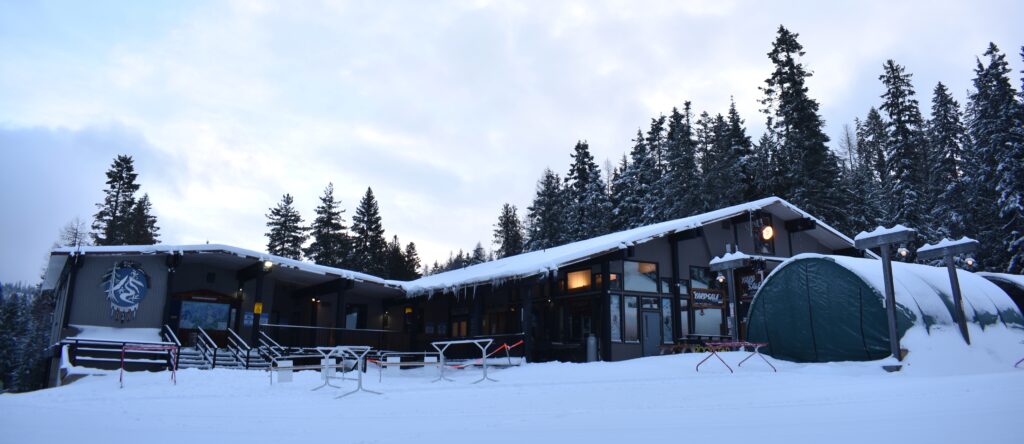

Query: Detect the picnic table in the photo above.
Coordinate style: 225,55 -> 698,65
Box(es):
695,341 -> 776,373
431,338 -> 497,384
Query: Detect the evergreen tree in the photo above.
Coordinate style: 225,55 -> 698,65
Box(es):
403,242 -> 422,279
384,235 -> 408,280
658,103 -> 702,220
843,122 -> 883,234
999,47 -> 1024,273
726,99 -> 757,202
611,131 -> 648,228
640,116 -> 667,224
926,82 -> 968,240
525,168 -> 567,250
493,203 -> 525,259
304,183 -> 351,268
694,112 -> 717,210
609,154 -> 632,230
124,194 -> 160,245
470,242 -> 488,265
351,187 -> 388,276
702,113 -> 742,209
265,193 -> 307,260
878,60 -> 928,230
964,43 -> 1020,270
857,108 -> 889,183
564,141 -> 612,240
91,155 -> 141,245
759,26 -> 844,224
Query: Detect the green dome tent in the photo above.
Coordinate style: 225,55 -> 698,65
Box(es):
746,254 -> 1024,363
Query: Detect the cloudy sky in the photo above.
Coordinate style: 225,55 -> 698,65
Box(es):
2,0 -> 1022,284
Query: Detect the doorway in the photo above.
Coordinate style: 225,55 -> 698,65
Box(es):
641,311 -> 662,356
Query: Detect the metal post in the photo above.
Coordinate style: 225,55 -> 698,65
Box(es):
944,255 -> 971,345
879,244 -> 902,360
726,268 -> 739,341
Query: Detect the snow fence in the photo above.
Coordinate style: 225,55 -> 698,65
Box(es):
746,254 -> 1024,362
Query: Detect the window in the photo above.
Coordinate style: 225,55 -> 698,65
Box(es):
624,261 -> 659,293
679,295 -> 689,337
345,304 -> 367,329
661,298 -> 673,343
689,266 -> 712,290
610,295 -> 622,342
609,273 -> 622,290
641,297 -> 658,309
567,270 -> 591,291
623,296 -> 639,342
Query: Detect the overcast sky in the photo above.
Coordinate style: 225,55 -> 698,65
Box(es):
2,0 -> 1022,284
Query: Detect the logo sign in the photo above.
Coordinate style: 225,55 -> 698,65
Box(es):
101,260 -> 150,321
692,288 -> 723,306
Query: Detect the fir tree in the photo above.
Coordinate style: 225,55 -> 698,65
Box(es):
998,46 -> 1024,273
611,131 -> 648,228
609,154 -> 632,230
857,108 -> 889,183
469,242 -> 488,265
265,193 -> 307,260
926,82 -> 968,240
878,60 -> 928,230
304,183 -> 351,268
964,43 -> 1020,270
658,103 -> 702,220
759,26 -> 843,225
702,113 -> 742,209
694,112 -> 716,211
351,187 -> 388,276
384,235 -> 408,280
493,203 -> 525,259
726,99 -> 757,202
564,141 -> 612,240
124,194 -> 160,245
640,116 -> 667,224
403,242 -> 422,279
525,168 -> 566,250
91,155 -> 141,245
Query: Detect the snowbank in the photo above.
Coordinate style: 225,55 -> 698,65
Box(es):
67,324 -> 164,343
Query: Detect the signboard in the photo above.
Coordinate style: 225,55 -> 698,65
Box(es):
260,313 -> 269,325
243,312 -> 254,327
692,288 -> 724,306
101,261 -> 150,322
254,302 -> 263,314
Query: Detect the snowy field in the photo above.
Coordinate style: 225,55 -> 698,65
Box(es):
2,330 -> 1023,444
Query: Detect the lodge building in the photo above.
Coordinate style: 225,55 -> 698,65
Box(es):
43,197 -> 871,379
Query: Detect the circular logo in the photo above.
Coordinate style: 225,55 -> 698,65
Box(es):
102,261 -> 150,321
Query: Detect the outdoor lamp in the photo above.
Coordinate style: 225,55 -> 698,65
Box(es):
761,225 -> 775,241
716,273 -> 726,284
965,257 -> 976,268
897,245 -> 910,258
262,260 -> 274,271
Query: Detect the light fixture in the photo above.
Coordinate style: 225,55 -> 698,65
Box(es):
897,245 -> 910,258
965,257 -> 976,268
262,260 -> 274,271
716,273 -> 726,284
311,297 -> 318,303
760,225 -> 775,241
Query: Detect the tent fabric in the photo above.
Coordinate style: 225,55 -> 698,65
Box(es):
746,254 -> 1024,363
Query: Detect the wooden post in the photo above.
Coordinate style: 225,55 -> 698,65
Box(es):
879,244 -> 902,360
669,235 -> 683,342
945,255 -> 971,345
522,283 -> 533,363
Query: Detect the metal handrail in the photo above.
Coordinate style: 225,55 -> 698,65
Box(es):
226,328 -> 252,368
161,325 -> 182,347
259,331 -> 284,349
195,327 -> 217,368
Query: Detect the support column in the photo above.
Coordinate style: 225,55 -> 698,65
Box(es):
945,255 -> 971,345
470,288 -> 485,337
880,244 -> 901,359
60,254 -> 83,329
522,283 -> 533,363
669,236 -> 683,342
600,259 -> 611,361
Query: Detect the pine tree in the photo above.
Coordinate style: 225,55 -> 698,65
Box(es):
525,168 -> 567,250
304,183 -> 351,268
124,194 -> 160,245
470,242 -> 488,265
564,141 -> 612,240
658,103 -> 702,220
759,26 -> 844,225
750,132 -> 776,201
265,193 -> 307,260
384,235 -> 408,280
611,131 -> 648,228
640,116 -> 667,224
609,154 -> 631,230
92,155 -> 141,245
998,46 -> 1024,273
403,243 -> 422,279
726,99 -> 757,202
926,82 -> 968,240
702,113 -> 743,209
351,187 -> 388,276
857,108 -> 889,183
695,112 -> 717,211
843,122 -> 883,234
878,60 -> 928,230
964,43 -> 1020,270
493,203 -> 525,259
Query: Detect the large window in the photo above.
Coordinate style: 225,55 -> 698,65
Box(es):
624,261 -> 659,293
345,304 -> 367,329
623,296 -> 639,342
567,270 -> 592,291
609,295 -> 622,342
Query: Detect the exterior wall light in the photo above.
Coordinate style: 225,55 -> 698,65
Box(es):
897,245 -> 910,258
761,225 -> 774,241
716,273 -> 726,284
964,257 -> 976,268
262,260 -> 274,271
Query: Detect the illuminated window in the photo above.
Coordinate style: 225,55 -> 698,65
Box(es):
567,270 -> 592,291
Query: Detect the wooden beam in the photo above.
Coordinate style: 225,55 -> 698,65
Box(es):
293,278 -> 353,298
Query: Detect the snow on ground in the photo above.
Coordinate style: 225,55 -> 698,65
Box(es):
3,332 -> 1023,444
68,324 -> 163,343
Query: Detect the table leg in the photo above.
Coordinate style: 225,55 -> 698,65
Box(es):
695,348 -> 733,373
337,356 -> 382,398
472,343 -> 498,384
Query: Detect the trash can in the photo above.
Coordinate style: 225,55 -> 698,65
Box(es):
586,334 -> 597,362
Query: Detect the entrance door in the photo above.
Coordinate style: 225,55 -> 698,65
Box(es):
641,312 -> 662,356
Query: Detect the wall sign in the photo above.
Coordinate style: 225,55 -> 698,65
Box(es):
101,260 -> 150,322
692,289 -> 723,306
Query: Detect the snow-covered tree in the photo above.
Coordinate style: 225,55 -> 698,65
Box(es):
493,203 -> 525,259
525,168 -> 567,251
125,194 -> 159,245
265,193 -> 307,260
998,46 -> 1024,273
657,104 -> 702,220
926,82 -> 968,240
469,242 -> 488,265
304,183 -> 351,268
878,60 -> 928,230
564,141 -> 612,240
91,155 -> 141,245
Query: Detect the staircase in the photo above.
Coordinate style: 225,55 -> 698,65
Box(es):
176,347 -> 270,370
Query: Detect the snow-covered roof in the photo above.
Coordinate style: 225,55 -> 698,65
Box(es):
405,197 -> 861,296
710,251 -> 753,266
917,237 -> 978,255
761,253 -> 1023,330
50,244 -> 402,288
978,272 -> 1024,289
853,224 -> 915,241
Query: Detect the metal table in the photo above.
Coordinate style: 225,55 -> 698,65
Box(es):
695,341 -> 776,373
311,346 -> 348,390
334,346 -> 381,399
431,339 -> 497,384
